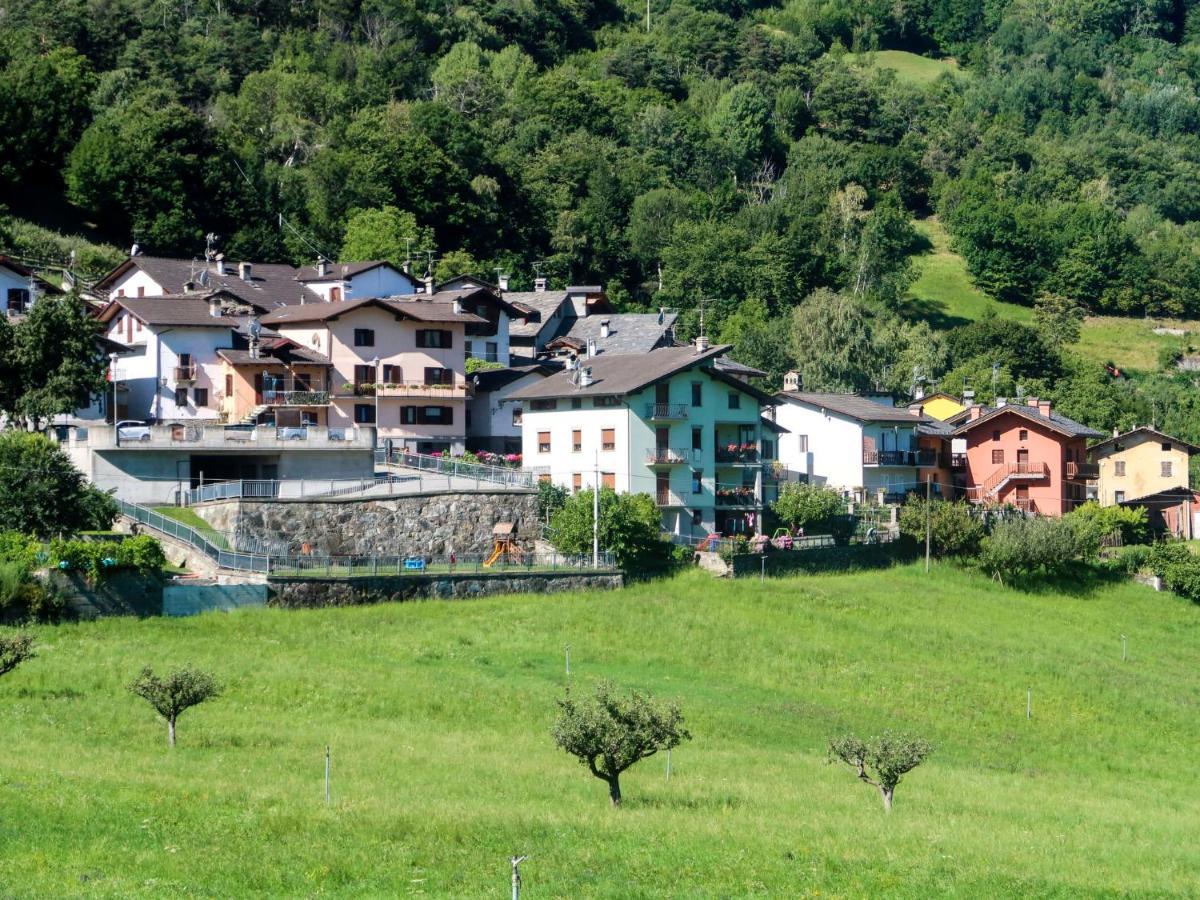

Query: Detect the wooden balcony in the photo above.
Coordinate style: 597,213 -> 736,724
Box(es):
1066,461 -> 1099,480
173,365 -> 196,382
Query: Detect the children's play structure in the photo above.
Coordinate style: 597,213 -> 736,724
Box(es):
484,522 -> 525,567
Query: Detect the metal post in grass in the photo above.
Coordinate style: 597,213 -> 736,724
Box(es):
666,748 -> 672,782
760,553 -> 766,583
565,644 -> 570,678
1122,634 -> 1127,661
510,855 -> 527,900
325,745 -> 331,804
925,474 -> 932,574
1026,689 -> 1031,720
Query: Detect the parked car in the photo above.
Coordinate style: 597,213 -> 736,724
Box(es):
276,425 -> 309,441
116,420 -> 151,442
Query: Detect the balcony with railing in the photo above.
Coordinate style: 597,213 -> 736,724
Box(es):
716,444 -> 760,464
174,365 -> 196,382
58,424 -> 374,450
644,402 -> 689,421
978,460 -> 1050,498
715,487 -> 759,507
646,447 -> 693,465
347,381 -> 473,399
863,448 -> 938,466
262,389 -> 331,407
655,489 -> 688,507
466,349 -> 500,363
1066,461 -> 1099,480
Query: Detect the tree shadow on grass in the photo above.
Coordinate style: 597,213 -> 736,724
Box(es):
626,793 -> 743,812
897,294 -> 972,330
1003,562 -> 1129,598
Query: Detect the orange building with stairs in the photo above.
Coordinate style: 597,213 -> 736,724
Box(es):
948,398 -> 1101,516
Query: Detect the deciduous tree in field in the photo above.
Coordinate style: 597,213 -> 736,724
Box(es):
552,681 -> 690,806
130,667 -> 221,748
0,631 -> 35,679
828,731 -> 932,812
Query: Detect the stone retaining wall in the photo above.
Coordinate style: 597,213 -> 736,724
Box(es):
269,571 -> 623,607
194,489 -> 539,557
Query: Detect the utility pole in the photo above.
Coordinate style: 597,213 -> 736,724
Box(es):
593,450 -> 600,568
925,473 -> 932,573
110,353 -> 120,442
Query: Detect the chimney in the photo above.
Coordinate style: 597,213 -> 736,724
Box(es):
498,274 -> 510,291
534,277 -> 547,293
453,297 -> 463,315
424,276 -> 435,296
1038,399 -> 1051,417
249,338 -> 260,360
316,257 -> 328,277
969,406 -> 983,420
239,262 -> 253,281
599,319 -> 610,339
215,255 -> 226,276
586,338 -> 597,358
996,397 -> 1007,407
1026,396 -> 1039,409
695,334 -> 709,353
578,367 -> 593,388
783,371 -> 801,392
208,298 -> 221,318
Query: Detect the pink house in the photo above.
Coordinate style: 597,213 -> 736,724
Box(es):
262,294 -> 487,454
950,399 -> 1101,516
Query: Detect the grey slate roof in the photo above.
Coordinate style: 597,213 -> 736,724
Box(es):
99,296 -> 244,328
777,391 -> 929,424
1089,426 -> 1199,454
261,295 -> 486,326
295,260 -> 395,282
505,345 -> 781,405
949,404 -> 1102,439
506,292 -> 572,338
554,312 -> 678,355
96,256 -> 321,308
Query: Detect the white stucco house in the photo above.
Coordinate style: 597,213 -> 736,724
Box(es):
507,343 -> 780,537
466,363 -> 557,454
772,382 -> 935,503
0,255 -> 62,316
295,259 -> 419,302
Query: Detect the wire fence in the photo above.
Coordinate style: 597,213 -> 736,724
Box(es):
377,448 -> 535,488
119,500 -> 616,576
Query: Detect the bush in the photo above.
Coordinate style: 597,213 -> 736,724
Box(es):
549,489 -> 670,573
0,432 -> 96,537
1065,503 -> 1149,554
898,499 -> 986,558
48,535 -> 165,580
772,484 -> 849,542
978,516 -> 1084,584
79,485 -> 120,531
1146,541 -> 1200,602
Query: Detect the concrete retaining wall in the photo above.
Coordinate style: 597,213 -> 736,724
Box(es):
194,489 -> 539,557
45,570 -> 163,619
163,583 -> 270,616
269,571 -> 623,607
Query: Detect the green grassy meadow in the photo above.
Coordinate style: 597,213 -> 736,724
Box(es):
3,565 -> 1199,896
845,50 -> 965,86
905,218 -> 1198,372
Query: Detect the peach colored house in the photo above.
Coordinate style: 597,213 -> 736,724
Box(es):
217,338 -> 334,427
262,294 -> 487,453
948,399 -> 1102,516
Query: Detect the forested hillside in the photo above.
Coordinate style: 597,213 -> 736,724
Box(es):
6,0 -> 1200,439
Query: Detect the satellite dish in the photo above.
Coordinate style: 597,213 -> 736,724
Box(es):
197,270 -> 209,287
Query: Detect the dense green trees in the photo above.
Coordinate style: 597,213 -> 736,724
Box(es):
0,432 -> 115,537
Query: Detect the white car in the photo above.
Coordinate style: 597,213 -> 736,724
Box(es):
116,420 -> 151,442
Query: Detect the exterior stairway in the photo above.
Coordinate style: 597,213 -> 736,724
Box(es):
979,460 -> 1049,499
240,404 -> 269,425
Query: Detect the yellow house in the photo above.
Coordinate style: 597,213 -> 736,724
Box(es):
907,392 -> 966,422
1090,427 -> 1197,506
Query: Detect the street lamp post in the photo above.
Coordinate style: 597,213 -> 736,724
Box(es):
109,353 -> 120,442
371,355 -> 380,447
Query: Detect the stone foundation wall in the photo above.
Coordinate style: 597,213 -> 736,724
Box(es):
194,489 -> 539,557
44,570 -> 164,619
269,571 -> 623,607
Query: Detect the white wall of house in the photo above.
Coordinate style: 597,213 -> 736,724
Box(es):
468,370 -> 547,451
108,268 -> 167,298
307,266 -> 418,302
464,307 -> 511,367
0,266 -> 37,315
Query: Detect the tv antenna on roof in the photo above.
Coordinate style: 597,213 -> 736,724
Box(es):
205,233 -> 219,261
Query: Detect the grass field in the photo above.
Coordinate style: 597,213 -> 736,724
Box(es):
846,50 -> 965,86
2,565 -> 1199,896
904,218 -> 1198,372
152,506 -> 229,549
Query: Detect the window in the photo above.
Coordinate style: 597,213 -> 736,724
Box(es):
1162,461 -> 1173,477
797,435 -> 809,453
572,429 -> 582,452
1018,429 -> 1028,441
572,473 -> 582,493
465,408 -> 472,428
691,383 -> 702,407
418,406 -> 452,425
137,285 -> 145,297
401,406 -> 417,425
380,364 -> 398,382
1114,460 -> 1126,476
354,364 -> 375,387
330,286 -> 341,302
424,367 -> 452,385
692,427 -> 702,451
727,392 -> 741,409
992,430 -> 1001,442
692,509 -> 702,526
593,396 -> 621,408
1163,442 -> 1172,451
6,288 -> 30,313
174,387 -> 188,406
601,428 -> 616,451
225,374 -> 233,397
354,404 -> 375,424
512,408 -> 523,427
486,341 -> 498,359
531,399 -> 557,411
538,431 -> 551,453
416,329 -> 452,348
193,388 -> 208,407
762,439 -> 775,460
353,328 -> 374,347
464,340 -> 473,357
691,470 -> 702,494
571,398 -> 582,409
1115,490 -> 1125,503
991,449 -> 1004,465
601,472 -> 615,489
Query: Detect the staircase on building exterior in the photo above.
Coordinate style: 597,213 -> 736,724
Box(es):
240,404 -> 270,425
976,460 -> 1049,500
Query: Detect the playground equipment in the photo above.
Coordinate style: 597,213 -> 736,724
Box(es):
697,533 -> 723,551
484,522 -> 526,567
770,528 -> 794,550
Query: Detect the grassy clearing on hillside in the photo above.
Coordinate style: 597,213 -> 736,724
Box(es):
151,506 -> 229,549
2,566 -> 1199,896
846,50 -> 965,86
1075,316 -> 1194,372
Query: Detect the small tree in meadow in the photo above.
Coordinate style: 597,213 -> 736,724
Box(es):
0,631 -> 35,678
898,498 -> 986,558
552,681 -> 691,806
130,666 -> 221,747
828,731 -> 932,812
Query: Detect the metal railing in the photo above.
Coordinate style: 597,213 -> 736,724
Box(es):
119,499 -> 615,575
182,475 -> 420,505
863,449 -> 938,466
173,365 -> 196,381
378,448 -> 536,488
655,490 -> 688,506
261,390 -> 330,406
644,402 -> 689,420
646,447 -> 693,465
715,491 -> 759,507
716,447 -> 759,463
1067,461 -> 1099,480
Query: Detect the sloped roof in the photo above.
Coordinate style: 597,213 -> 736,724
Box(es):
1089,426 -> 1200,455
950,404 -> 1102,439
508,345 -> 748,401
97,296 -> 244,328
1116,485 -> 1200,506
471,364 -> 559,393
295,260 -> 396,282
261,295 -> 486,326
556,312 -> 678,355
96,256 -> 321,308
777,391 -> 928,424
217,336 -> 331,367
506,292 -> 571,338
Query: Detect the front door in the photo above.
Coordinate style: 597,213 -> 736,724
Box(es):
656,383 -> 670,405
1017,448 -> 1029,469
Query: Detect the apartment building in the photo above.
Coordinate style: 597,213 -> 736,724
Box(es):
508,344 -> 778,537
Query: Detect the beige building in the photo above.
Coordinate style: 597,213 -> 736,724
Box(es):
1089,427 -> 1197,506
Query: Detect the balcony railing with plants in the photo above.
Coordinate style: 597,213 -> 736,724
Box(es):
262,390 -> 330,407
341,381 -> 472,399
646,447 -> 692,465
716,443 -> 759,463
715,486 -> 758,507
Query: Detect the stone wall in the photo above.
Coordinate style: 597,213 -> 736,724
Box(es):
269,571 -> 623,607
44,570 -> 164,619
194,489 -> 539,557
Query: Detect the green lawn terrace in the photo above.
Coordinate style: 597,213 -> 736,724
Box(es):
844,49 -> 967,86
2,565 -> 1198,896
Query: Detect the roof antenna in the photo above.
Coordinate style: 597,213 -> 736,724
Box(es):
695,298 -> 715,353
